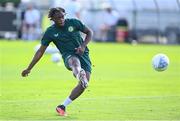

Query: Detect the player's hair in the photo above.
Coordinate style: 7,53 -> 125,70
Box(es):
48,7 -> 66,20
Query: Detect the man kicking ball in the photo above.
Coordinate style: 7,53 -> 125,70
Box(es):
21,7 -> 93,116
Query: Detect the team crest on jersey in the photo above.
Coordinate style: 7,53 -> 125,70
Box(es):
68,26 -> 74,32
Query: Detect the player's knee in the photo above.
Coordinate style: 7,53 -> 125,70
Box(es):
69,56 -> 80,67
83,85 -> 88,89
78,82 -> 88,90
80,84 -> 87,90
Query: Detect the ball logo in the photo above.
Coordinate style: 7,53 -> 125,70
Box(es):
68,26 -> 74,32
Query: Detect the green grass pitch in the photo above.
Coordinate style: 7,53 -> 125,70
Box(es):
0,40 -> 180,120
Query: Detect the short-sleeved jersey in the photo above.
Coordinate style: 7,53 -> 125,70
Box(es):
41,19 -> 89,57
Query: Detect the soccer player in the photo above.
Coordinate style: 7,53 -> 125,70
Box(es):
21,7 -> 93,116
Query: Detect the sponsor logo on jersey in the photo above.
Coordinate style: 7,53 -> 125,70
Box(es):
54,33 -> 58,37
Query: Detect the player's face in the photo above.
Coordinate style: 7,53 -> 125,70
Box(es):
52,12 -> 65,26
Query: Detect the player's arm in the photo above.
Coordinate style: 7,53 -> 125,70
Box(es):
75,26 -> 93,55
21,45 -> 47,77
81,26 -> 93,48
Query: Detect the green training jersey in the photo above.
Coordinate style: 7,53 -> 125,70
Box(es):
41,18 -> 89,57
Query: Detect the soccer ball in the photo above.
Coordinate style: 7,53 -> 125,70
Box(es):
51,53 -> 61,63
152,53 -> 169,71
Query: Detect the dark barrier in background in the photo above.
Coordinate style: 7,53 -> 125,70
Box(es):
0,11 -> 17,31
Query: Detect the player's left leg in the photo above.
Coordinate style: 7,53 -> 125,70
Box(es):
69,71 -> 90,100
56,72 -> 90,116
56,56 -> 90,116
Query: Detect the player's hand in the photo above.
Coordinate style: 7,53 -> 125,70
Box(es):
21,69 -> 31,77
75,45 -> 85,55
